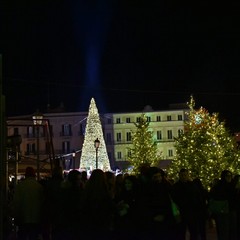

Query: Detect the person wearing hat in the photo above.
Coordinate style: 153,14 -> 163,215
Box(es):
12,166 -> 45,240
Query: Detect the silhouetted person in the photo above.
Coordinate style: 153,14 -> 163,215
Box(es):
105,171 -> 116,199
114,175 -> 141,239
172,168 -> 203,240
12,167 -> 45,240
193,177 -> 209,240
81,170 -> 88,188
138,167 -> 177,240
81,169 -> 116,240
114,173 -> 124,201
59,170 -> 84,240
210,170 -> 237,240
44,166 -> 64,240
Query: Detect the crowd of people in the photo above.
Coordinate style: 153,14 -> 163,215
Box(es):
5,165 -> 240,240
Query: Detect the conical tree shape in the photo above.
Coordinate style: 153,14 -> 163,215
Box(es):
80,98 -> 111,171
168,96 -> 240,189
127,113 -> 162,174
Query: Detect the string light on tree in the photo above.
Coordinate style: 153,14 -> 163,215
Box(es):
168,95 -> 240,189
127,113 -> 162,174
80,98 -> 111,171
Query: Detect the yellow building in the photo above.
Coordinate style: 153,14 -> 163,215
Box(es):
104,104 -> 188,170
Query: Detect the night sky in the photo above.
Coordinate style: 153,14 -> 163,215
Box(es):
1,1 -> 240,130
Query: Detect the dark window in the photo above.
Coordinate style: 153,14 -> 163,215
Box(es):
126,132 -> 131,141
14,128 -> 19,135
167,130 -> 173,139
178,115 -> 183,120
106,133 -> 112,143
62,141 -> 70,154
117,152 -> 122,159
116,133 -> 121,142
157,131 -> 162,140
168,149 -> 173,157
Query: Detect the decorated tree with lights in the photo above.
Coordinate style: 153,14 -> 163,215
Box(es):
168,96 -> 240,189
127,113 -> 162,174
80,98 -> 111,171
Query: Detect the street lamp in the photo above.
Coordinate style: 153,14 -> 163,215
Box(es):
94,138 -> 100,169
72,150 -> 76,169
32,110 -> 43,181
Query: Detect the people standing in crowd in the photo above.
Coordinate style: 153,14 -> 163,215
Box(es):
138,166 -> 177,240
209,170 -> 237,240
12,167 -> 45,240
114,173 -> 124,201
172,168 -> 203,240
81,169 -> 116,240
192,177 -> 209,240
43,166 -> 65,240
105,171 -> 116,199
80,170 -> 88,188
59,169 -> 84,240
114,175 -> 141,239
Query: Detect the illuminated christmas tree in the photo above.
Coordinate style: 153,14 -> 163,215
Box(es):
80,98 -> 111,171
168,96 -> 240,189
127,113 -> 162,174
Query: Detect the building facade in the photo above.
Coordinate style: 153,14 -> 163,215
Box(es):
6,105 -> 188,176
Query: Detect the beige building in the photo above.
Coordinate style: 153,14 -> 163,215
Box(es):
6,104 -> 188,177
104,105 -> 188,170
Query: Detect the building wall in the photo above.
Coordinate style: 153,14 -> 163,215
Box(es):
109,109 -> 187,169
7,107 -> 188,174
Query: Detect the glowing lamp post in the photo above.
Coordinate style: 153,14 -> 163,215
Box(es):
94,138 -> 100,169
72,150 -> 76,169
32,110 -> 43,181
